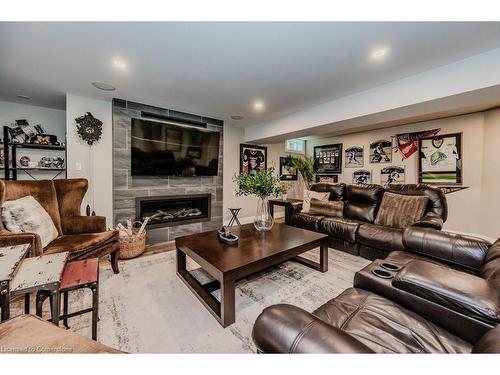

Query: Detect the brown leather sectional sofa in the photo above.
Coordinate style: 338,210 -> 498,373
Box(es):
252,227 -> 500,353
285,183 -> 447,260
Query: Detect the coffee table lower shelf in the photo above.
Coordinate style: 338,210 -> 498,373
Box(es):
176,244 -> 328,328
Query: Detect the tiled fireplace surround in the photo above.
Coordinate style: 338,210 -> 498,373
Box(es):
112,99 -> 224,245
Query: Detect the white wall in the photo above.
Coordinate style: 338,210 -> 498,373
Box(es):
222,123 -> 302,223
306,112 -> 496,238
481,108 -> 500,239
0,100 -> 66,180
66,94 -> 113,227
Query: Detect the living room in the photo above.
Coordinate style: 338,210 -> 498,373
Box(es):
1,1 -> 500,373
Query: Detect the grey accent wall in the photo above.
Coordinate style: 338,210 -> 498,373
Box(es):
113,99 -> 223,245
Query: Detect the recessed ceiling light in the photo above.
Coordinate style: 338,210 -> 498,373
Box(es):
16,94 -> 30,100
92,82 -> 116,91
112,58 -> 128,71
370,46 -> 389,61
253,100 -> 265,112
230,115 -> 244,120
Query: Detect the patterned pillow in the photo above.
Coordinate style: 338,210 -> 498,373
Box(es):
375,192 -> 428,229
302,189 -> 330,213
2,195 -> 59,248
309,198 -> 344,218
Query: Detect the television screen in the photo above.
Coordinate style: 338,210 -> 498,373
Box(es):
131,118 -> 220,176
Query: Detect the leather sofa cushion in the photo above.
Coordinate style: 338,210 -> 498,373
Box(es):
309,198 -> 343,218
344,184 -> 384,223
481,239 -> 500,286
310,183 -> 346,201
356,223 -> 405,252
393,260 -> 500,325
44,230 -> 118,257
312,288 -> 472,353
289,213 -> 324,232
403,227 -> 489,272
318,217 -> 360,243
374,192 -> 428,229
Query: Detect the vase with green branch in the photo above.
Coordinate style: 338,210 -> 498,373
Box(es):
233,168 -> 288,231
286,155 -> 315,189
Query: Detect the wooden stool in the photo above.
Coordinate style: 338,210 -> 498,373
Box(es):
36,258 -> 99,340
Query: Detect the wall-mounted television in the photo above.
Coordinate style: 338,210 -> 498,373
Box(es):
131,118 -> 220,177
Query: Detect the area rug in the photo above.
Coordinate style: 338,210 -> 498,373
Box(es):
12,248 -> 370,353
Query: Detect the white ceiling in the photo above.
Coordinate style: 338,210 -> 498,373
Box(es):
1,22 -> 500,127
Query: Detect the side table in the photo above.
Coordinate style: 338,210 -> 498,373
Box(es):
268,198 -> 302,218
36,258 -> 99,340
0,245 -> 31,321
9,252 -> 68,324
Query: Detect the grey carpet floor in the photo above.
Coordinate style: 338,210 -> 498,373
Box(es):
11,248 -> 370,353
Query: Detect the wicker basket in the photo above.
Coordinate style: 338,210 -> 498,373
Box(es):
118,228 -> 146,259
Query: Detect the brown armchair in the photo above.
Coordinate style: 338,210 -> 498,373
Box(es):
0,178 -> 120,273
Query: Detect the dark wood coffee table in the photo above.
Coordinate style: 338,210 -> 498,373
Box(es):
175,223 -> 329,327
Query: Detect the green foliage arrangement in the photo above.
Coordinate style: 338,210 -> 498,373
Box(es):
286,155 -> 315,189
233,168 -> 288,199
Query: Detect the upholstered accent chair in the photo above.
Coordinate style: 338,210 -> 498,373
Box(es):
0,179 -> 120,273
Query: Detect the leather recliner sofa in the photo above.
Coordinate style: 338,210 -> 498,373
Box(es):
252,228 -> 500,353
285,183 -> 447,260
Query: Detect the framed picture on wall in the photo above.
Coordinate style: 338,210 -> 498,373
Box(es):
381,166 -> 405,186
369,140 -> 392,163
345,146 -> 364,168
315,174 -> 339,183
240,144 -> 267,175
279,157 -> 298,181
314,143 -> 342,174
418,132 -> 463,185
352,169 -> 372,185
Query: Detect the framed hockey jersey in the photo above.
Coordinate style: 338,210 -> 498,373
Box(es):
240,144 -> 267,175
418,132 -> 463,185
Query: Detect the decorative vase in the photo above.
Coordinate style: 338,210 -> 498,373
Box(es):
254,197 -> 274,232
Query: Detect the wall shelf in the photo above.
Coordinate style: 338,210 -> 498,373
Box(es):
3,125 -> 67,180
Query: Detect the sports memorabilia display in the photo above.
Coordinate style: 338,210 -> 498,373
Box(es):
75,112 -> 103,146
345,146 -> 364,168
279,157 -> 298,181
394,128 -> 440,160
19,155 -> 30,167
240,144 -> 267,175
381,166 -> 405,186
352,170 -> 372,185
52,157 -> 65,168
369,140 -> 392,163
439,186 -> 469,195
314,143 -> 342,174
39,157 -> 52,168
418,133 -> 463,185
315,174 -> 338,183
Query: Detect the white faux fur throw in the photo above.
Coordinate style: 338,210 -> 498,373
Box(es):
2,195 -> 58,248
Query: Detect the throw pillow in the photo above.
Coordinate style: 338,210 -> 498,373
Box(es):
309,198 -> 344,218
302,189 -> 330,213
2,195 -> 59,248
374,192 -> 429,229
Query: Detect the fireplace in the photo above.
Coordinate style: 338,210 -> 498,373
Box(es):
136,194 -> 211,228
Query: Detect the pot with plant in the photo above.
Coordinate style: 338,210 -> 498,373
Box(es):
233,168 -> 288,231
286,155 -> 315,189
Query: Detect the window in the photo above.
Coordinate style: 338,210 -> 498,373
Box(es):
285,139 -> 305,154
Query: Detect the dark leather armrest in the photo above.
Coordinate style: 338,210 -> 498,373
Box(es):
403,226 -> 490,272
252,304 -> 374,353
411,216 -> 443,230
61,216 -> 107,234
393,260 -> 500,325
0,230 -> 42,256
282,200 -> 303,225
